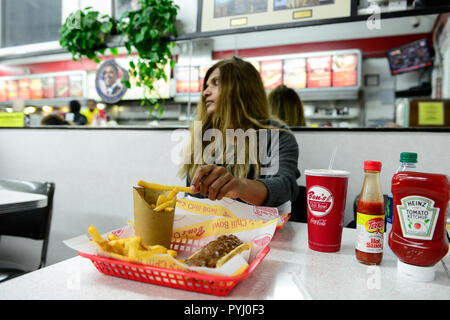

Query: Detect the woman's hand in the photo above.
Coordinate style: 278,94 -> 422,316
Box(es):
189,164 -> 268,205
190,164 -> 242,200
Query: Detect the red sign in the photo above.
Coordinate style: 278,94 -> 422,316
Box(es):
306,56 -> 331,88
0,80 -> 7,101
55,76 -> 69,98
42,77 -> 55,98
283,58 -> 306,89
260,60 -> 282,90
332,54 -> 357,87
30,78 -> 43,100
6,80 -> 18,100
176,67 -> 200,93
18,78 -> 31,100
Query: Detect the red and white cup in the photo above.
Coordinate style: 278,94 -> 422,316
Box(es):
305,169 -> 350,253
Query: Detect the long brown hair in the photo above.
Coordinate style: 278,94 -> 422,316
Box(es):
268,85 -> 306,126
178,57 -> 277,181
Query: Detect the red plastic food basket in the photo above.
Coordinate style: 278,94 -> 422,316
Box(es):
79,245 -> 270,296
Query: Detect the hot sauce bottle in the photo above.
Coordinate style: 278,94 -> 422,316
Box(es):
355,161 -> 384,265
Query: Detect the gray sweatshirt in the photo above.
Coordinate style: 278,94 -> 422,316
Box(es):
186,121 -> 300,207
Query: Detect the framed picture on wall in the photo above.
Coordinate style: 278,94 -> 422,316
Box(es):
199,0 -> 353,33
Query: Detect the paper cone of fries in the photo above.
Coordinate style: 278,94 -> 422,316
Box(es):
133,186 -> 175,248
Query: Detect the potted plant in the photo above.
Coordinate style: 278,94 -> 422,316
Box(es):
59,7 -> 120,62
119,0 -> 179,112
59,0 -> 179,114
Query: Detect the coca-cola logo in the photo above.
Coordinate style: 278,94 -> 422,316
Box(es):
307,186 -> 334,217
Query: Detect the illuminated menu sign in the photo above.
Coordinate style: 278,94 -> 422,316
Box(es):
55,76 -> 69,98
306,56 -> 332,88
0,73 -> 85,102
176,67 -> 200,93
7,80 -> 18,100
0,80 -> 6,101
283,58 -> 306,89
261,60 -> 283,90
42,77 -> 55,99
30,78 -> 43,100
172,50 -> 360,98
18,78 -> 31,100
332,54 -> 357,87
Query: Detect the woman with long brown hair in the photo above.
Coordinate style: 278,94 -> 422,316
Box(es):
268,84 -> 306,127
178,57 -> 300,207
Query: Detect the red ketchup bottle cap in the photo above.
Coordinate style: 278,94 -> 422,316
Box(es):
364,161 -> 382,171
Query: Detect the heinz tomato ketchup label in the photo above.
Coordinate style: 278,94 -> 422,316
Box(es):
396,196 -> 439,240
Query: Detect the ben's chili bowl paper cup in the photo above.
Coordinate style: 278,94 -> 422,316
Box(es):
305,169 -> 350,253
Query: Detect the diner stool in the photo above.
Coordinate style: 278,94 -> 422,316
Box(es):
0,179 -> 55,283
290,185 -> 307,223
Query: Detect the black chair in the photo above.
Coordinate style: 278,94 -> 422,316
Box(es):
290,185 -> 308,223
0,179 -> 55,282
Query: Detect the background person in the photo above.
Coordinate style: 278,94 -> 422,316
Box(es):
41,113 -> 69,125
81,99 -> 99,126
178,57 -> 300,208
65,100 -> 87,125
268,84 -> 306,127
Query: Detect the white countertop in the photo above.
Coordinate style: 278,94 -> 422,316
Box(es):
0,222 -> 449,300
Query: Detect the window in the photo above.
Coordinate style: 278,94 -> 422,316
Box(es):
1,0 -> 62,48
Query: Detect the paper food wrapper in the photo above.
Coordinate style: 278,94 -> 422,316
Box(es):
276,201 -> 291,228
65,196 -> 283,277
133,186 -> 175,248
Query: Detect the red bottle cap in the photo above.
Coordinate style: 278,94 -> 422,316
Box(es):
364,160 -> 382,171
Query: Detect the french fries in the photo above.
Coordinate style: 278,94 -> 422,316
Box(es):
87,225 -> 177,263
137,180 -> 188,212
137,180 -> 191,194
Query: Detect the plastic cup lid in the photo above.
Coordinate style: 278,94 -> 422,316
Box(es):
397,259 -> 436,282
304,169 -> 350,178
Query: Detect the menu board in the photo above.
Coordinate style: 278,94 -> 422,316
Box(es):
7,80 -> 18,100
260,60 -> 282,90
306,56 -> 332,88
18,78 -> 31,100
30,78 -> 43,100
42,77 -> 55,99
283,58 -> 306,89
176,67 -> 200,93
0,80 -> 7,101
69,75 -> 83,97
55,76 -> 69,98
332,54 -> 357,87
198,64 -> 210,90
0,72 -> 86,102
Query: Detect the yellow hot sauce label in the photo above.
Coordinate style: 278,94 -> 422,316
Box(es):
356,213 -> 384,253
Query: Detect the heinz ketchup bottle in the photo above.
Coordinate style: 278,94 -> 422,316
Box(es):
355,161 -> 385,265
389,171 -> 449,282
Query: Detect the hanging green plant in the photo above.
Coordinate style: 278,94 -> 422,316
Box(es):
119,0 -> 179,113
59,7 -> 119,63
59,0 -> 179,116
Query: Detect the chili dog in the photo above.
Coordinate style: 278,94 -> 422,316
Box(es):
185,234 -> 251,268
